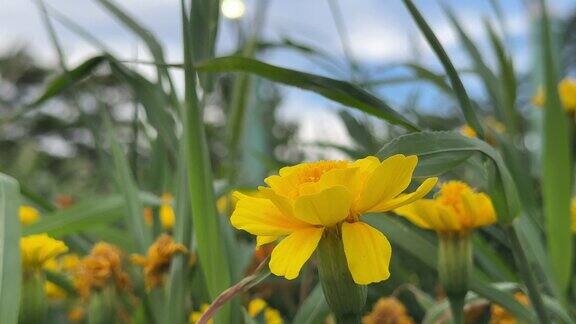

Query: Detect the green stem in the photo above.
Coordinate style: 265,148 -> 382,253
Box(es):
505,225 -> 550,323
448,296 -> 465,324
335,314 -> 361,324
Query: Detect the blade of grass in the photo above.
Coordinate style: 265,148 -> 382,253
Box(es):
181,2 -> 233,322
292,284 -> 330,324
400,0 -> 484,138
105,116 -> 151,253
539,0 -> 573,295
196,56 -> 420,131
0,174 -> 21,324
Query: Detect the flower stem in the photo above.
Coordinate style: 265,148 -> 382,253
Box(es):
316,227 -> 366,323
448,295 -> 465,324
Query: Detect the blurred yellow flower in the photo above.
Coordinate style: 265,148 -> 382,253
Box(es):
395,181 -> 496,235
19,205 -> 40,226
21,234 -> 68,271
44,281 -> 67,300
248,298 -> 268,317
232,155 -> 437,284
459,125 -> 477,138
362,297 -> 414,324
532,78 -> 576,112
160,193 -> 175,229
190,304 -> 212,324
264,308 -> 284,324
131,234 -> 187,288
74,242 -> 131,299
490,292 -> 529,324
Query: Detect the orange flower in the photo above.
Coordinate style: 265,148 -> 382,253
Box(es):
131,234 -> 187,288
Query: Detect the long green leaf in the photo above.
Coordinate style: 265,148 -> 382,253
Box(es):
106,117 -> 152,253
292,284 -> 330,324
196,56 -> 420,131
401,0 -> 484,137
539,0 -> 573,294
181,3 -> 233,323
0,174 -> 21,324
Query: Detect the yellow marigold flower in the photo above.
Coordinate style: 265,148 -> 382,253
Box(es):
231,155 -> 437,284
45,281 -> 67,300
264,308 -> 284,324
190,304 -> 212,324
248,298 -> 268,317
21,234 -> 68,271
362,297 -> 414,324
490,293 -> 529,324
160,193 -> 175,230
74,242 -> 131,299
131,234 -> 187,288
395,181 -> 496,235
532,78 -> 576,112
19,205 -> 40,226
459,125 -> 477,138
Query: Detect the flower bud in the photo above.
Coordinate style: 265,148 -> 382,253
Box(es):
316,227 -> 367,324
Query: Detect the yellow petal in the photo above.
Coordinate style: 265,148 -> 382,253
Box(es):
342,222 -> 391,284
355,155 -> 418,213
269,227 -> 324,280
294,186 -> 352,226
393,199 -> 437,229
256,235 -> 277,247
317,167 -> 361,196
258,187 -> 295,218
461,191 -> 496,229
367,177 -> 438,212
231,192 -> 307,236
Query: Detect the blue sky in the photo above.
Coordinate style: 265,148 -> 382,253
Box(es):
2,0 -> 575,154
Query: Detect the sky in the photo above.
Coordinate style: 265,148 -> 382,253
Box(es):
2,0 -> 576,155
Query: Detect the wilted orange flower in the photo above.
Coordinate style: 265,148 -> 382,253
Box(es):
73,242 -> 131,299
362,297 -> 414,324
131,234 -> 187,288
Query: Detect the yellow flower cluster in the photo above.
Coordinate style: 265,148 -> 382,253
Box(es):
73,242 -> 131,299
362,297 -> 414,324
131,234 -> 187,288
44,254 -> 80,300
532,78 -> 576,112
232,155 -> 437,284
395,181 -> 496,235
19,205 -> 40,226
20,234 -> 68,271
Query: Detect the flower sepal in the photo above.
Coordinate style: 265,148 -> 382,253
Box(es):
316,227 -> 367,324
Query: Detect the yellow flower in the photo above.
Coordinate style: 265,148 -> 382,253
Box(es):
264,308 -> 284,324
490,293 -> 529,324
45,281 -> 67,300
459,125 -> 477,138
21,234 -> 68,271
160,193 -> 175,229
19,205 -> 40,226
131,234 -> 187,288
362,297 -> 414,324
248,298 -> 268,317
73,242 -> 131,299
231,155 -> 437,285
532,78 -> 576,112
395,181 -> 496,235
190,304 -> 212,324
217,190 -> 260,215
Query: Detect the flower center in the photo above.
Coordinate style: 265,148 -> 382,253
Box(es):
292,160 -> 349,185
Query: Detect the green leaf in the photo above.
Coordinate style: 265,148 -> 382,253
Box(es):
22,195 -> 126,237
401,0 -> 484,137
105,116 -> 152,253
0,174 -> 21,324
377,131 -> 519,222
539,0 -> 573,293
292,285 -> 330,324
196,56 -> 420,132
